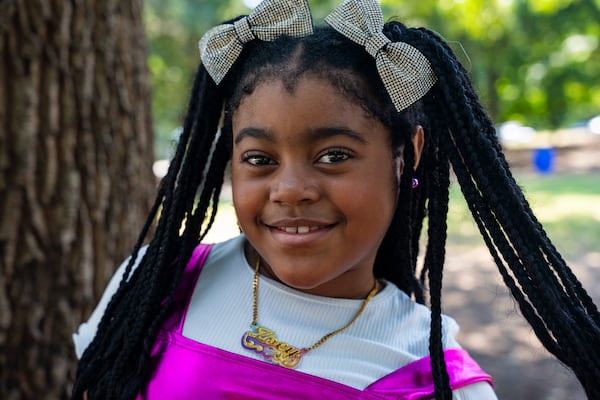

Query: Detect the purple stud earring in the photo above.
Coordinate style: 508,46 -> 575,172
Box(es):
411,178 -> 419,189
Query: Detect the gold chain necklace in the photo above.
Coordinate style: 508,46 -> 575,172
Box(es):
241,257 -> 379,369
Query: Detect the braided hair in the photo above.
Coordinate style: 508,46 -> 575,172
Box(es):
73,20 -> 600,400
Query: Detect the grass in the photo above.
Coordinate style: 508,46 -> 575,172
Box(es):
446,172 -> 600,259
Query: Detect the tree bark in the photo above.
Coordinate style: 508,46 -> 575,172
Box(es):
0,0 -> 155,398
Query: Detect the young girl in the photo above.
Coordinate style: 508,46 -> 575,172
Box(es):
72,0 -> 600,399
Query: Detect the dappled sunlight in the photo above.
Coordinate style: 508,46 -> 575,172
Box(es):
585,251 -> 600,266
528,194 -> 600,221
442,243 -> 599,399
202,203 -> 240,244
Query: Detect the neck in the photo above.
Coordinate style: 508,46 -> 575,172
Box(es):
243,242 -> 378,299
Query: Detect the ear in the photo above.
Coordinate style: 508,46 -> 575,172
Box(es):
412,125 -> 425,170
394,125 -> 425,187
394,153 -> 404,187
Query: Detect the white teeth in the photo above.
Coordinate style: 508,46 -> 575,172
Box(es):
281,226 -> 317,234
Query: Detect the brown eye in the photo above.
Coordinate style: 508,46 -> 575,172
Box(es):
318,149 -> 352,164
242,152 -> 276,166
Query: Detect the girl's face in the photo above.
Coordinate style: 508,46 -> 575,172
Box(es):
231,76 -> 399,299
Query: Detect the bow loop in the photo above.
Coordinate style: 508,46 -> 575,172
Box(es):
199,0 -> 313,84
326,0 -> 437,111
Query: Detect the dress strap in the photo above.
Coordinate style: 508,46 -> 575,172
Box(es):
158,244 -> 214,334
365,348 -> 493,399
143,338 -> 492,400
177,244 -> 214,333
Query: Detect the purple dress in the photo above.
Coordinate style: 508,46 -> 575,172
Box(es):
137,244 -> 492,400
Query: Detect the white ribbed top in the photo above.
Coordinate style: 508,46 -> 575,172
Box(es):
73,235 -> 496,399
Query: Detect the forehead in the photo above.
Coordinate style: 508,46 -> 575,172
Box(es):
233,75 -> 370,126
231,75 -> 391,146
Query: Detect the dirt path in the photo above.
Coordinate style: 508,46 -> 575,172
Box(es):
442,245 -> 600,399
447,129 -> 599,398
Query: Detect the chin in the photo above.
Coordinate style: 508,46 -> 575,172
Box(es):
273,271 -> 328,291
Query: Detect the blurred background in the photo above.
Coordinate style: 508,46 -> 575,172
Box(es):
0,0 -> 598,398
147,0 -> 600,159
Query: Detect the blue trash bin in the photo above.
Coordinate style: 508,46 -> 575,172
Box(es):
532,147 -> 556,174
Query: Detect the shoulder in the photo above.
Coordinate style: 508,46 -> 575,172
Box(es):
454,382 -> 498,399
366,285 -> 497,398
72,236 -> 244,359
365,280 -> 461,355
72,245 -> 149,358
202,235 -> 245,266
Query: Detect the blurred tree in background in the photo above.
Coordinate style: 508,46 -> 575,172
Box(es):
147,0 -> 600,158
0,0 -> 154,398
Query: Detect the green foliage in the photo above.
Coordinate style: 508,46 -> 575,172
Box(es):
381,0 -> 600,129
144,0 -> 600,157
144,0 -> 250,157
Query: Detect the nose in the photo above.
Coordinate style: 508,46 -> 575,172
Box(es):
269,163 -> 319,205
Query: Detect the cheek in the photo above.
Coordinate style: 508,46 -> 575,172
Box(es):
230,164 -> 246,209
368,164 -> 398,226
231,165 -> 261,225
365,159 -> 397,199
334,164 -> 397,221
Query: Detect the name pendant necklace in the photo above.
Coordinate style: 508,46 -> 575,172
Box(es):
241,257 -> 379,369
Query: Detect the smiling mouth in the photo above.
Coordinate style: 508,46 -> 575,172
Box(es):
277,226 -> 327,234
278,226 -> 324,233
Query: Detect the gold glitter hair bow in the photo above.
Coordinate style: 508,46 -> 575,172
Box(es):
199,0 -> 313,85
325,0 -> 437,111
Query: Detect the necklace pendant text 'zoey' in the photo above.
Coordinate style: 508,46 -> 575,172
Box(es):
242,325 -> 305,369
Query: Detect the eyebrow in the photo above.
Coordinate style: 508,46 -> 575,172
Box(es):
309,127 -> 368,144
234,127 -> 368,145
234,128 -> 275,145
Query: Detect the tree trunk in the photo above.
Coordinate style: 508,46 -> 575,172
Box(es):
0,0 -> 155,398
